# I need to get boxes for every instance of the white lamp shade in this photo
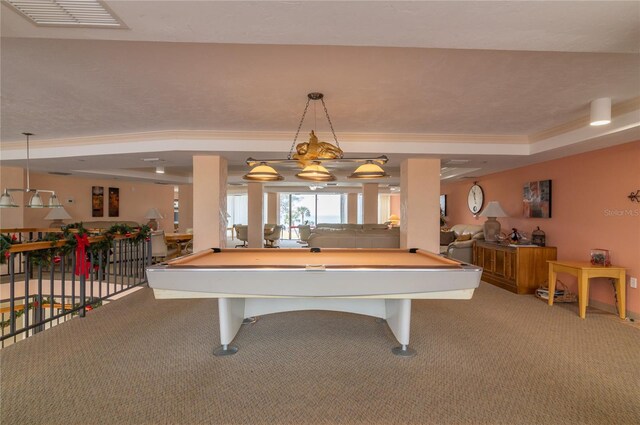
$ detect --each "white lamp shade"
[145,208,164,219]
[44,207,72,220]
[27,192,44,208]
[295,163,336,182]
[590,98,611,126]
[348,161,389,179]
[243,163,284,181]
[479,201,508,218]
[0,190,18,208]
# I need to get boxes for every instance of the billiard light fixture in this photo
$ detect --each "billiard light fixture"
[243,93,389,182]
[0,133,63,209]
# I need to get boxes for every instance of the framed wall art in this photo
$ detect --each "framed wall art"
[108,187,120,217]
[523,180,552,218]
[92,186,104,217]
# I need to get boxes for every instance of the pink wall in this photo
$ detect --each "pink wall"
[442,141,640,317]
[19,173,175,230]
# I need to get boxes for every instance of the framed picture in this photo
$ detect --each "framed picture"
[523,180,552,218]
[108,187,120,217]
[91,186,104,217]
[440,194,447,216]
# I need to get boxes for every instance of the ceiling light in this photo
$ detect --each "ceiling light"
[348,160,389,179]
[243,92,389,182]
[0,133,63,208]
[296,162,336,182]
[590,98,611,126]
[243,163,284,182]
[155,166,165,174]
[5,0,126,28]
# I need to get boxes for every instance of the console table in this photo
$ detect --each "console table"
[547,261,626,319]
[473,241,557,294]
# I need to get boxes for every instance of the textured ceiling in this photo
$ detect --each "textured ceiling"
[1,0,639,184]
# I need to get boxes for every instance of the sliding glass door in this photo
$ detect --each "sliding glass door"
[279,193,346,239]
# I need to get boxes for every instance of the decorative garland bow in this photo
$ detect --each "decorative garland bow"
[74,233,91,278]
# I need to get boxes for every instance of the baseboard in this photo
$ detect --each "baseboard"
[589,299,639,321]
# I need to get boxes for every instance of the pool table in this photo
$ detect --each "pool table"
[146,248,482,356]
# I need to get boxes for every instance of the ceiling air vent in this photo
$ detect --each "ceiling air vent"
[5,0,127,28]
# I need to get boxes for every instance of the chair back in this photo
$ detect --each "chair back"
[234,225,249,242]
[150,230,168,257]
[298,225,312,242]
[266,225,283,242]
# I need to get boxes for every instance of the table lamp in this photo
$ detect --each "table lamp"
[387,214,400,227]
[44,207,72,228]
[145,208,164,230]
[479,201,508,242]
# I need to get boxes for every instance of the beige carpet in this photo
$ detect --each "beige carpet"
[1,282,638,425]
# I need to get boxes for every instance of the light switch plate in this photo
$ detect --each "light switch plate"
[630,277,638,289]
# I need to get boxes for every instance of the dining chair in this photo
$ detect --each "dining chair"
[150,230,178,262]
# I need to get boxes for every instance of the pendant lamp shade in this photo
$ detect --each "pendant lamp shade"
[295,162,336,182]
[243,163,284,181]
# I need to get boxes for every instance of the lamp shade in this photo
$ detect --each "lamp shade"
[44,207,72,220]
[590,97,611,126]
[145,208,164,219]
[479,201,508,243]
[27,192,44,208]
[0,190,18,208]
[295,162,336,182]
[479,201,508,218]
[348,161,389,179]
[243,163,284,181]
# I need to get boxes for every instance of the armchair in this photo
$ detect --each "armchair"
[297,225,312,246]
[265,225,283,248]
[234,225,248,248]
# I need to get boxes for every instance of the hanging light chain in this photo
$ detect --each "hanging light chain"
[320,97,342,156]
[287,97,312,159]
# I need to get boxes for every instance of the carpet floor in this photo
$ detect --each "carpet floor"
[1,282,638,425]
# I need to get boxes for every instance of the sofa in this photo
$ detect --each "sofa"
[442,224,484,263]
[307,227,399,248]
[315,223,390,231]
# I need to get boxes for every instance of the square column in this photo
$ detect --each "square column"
[177,184,193,233]
[193,156,227,251]
[362,183,379,224]
[400,159,440,252]
[267,192,278,224]
[247,182,264,248]
[347,193,358,224]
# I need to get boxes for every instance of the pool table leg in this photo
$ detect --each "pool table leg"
[386,299,416,357]
[214,298,245,356]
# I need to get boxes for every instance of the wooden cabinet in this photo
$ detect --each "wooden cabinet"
[473,241,557,294]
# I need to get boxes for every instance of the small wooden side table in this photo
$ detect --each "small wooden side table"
[547,260,626,319]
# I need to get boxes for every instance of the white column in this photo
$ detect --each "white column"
[362,183,379,224]
[400,158,440,252]
[267,192,278,224]
[193,156,227,251]
[347,193,358,224]
[247,182,264,248]
[177,184,193,233]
